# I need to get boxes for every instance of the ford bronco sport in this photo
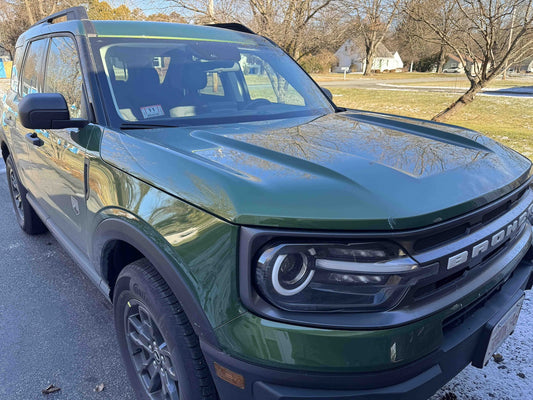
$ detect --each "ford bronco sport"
[1,6,532,400]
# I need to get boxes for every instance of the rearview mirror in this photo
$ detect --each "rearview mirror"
[19,93,89,129]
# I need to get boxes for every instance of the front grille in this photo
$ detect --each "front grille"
[413,223,470,252]
[399,184,533,308]
[413,269,466,300]
[412,185,528,253]
[442,282,500,332]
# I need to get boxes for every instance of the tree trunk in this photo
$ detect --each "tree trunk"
[437,46,446,73]
[207,0,215,22]
[24,0,35,25]
[432,82,483,122]
[364,54,374,75]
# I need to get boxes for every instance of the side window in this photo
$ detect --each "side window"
[10,47,23,93]
[44,36,85,119]
[21,39,48,96]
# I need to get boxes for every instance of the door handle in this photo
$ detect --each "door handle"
[4,114,14,126]
[25,132,44,147]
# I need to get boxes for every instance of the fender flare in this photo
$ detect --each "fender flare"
[93,217,219,347]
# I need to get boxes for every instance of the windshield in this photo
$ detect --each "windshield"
[91,34,334,127]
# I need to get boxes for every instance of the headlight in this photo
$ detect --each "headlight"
[255,242,438,312]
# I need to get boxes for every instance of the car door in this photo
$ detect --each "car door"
[4,38,49,192]
[26,35,93,253]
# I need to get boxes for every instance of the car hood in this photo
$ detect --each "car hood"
[101,111,531,230]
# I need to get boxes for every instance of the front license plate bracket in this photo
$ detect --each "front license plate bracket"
[472,294,525,368]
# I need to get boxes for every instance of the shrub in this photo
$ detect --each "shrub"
[299,51,338,74]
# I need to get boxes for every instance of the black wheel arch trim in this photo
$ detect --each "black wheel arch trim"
[1,133,10,162]
[93,217,220,347]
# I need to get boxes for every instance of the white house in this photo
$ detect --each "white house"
[442,54,465,73]
[334,39,403,73]
[517,57,533,73]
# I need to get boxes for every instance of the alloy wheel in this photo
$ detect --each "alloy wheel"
[9,168,24,220]
[124,300,180,400]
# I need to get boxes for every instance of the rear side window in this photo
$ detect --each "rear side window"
[21,38,48,96]
[10,47,23,93]
[44,36,85,119]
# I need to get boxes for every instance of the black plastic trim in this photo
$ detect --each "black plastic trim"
[31,6,88,28]
[92,217,219,347]
[206,23,255,34]
[206,260,532,399]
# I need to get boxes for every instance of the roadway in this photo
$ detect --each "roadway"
[0,165,134,399]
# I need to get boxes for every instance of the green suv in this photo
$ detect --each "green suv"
[2,7,532,400]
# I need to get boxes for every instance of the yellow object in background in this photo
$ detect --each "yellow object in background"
[0,61,12,78]
[5,61,12,78]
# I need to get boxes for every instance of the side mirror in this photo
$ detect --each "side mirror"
[19,93,89,129]
[321,87,333,101]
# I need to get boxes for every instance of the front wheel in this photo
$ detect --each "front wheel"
[113,259,218,400]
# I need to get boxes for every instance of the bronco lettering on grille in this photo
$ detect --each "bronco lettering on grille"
[447,205,533,270]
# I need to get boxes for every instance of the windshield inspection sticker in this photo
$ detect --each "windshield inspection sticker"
[140,105,164,119]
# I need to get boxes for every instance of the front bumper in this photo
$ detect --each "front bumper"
[203,258,533,400]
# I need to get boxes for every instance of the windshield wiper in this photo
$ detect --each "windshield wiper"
[120,122,179,130]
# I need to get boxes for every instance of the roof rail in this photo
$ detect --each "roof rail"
[31,6,88,27]
[206,23,255,35]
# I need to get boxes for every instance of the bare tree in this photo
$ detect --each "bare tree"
[408,0,455,72]
[394,7,437,71]
[0,1,26,57]
[169,0,338,60]
[347,0,401,75]
[395,0,456,73]
[405,0,533,121]
[0,1,186,55]
[168,0,242,23]
[248,0,335,59]
[0,0,83,55]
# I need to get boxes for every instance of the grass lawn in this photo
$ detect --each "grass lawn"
[311,72,454,81]
[389,79,532,89]
[326,87,533,160]
[312,72,533,89]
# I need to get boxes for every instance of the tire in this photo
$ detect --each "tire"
[5,155,47,235]
[113,258,218,400]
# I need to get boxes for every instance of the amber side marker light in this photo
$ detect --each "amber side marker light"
[214,362,245,389]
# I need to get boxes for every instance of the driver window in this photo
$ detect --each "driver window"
[44,36,85,119]
[21,39,48,96]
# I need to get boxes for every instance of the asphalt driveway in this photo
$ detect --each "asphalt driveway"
[0,169,135,399]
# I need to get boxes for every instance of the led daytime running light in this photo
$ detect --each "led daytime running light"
[315,257,418,274]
